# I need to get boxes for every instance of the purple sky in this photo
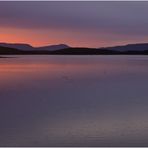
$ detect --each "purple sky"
[0,1,148,47]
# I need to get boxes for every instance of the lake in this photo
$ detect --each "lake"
[0,55,148,146]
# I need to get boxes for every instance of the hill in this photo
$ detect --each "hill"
[103,43,148,51]
[1,42,148,55]
[0,43,69,51]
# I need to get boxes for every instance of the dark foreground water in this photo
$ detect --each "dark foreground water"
[0,55,148,146]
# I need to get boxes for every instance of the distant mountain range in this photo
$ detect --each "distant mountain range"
[0,43,69,51]
[0,42,148,55]
[104,43,148,51]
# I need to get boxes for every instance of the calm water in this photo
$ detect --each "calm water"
[0,55,148,146]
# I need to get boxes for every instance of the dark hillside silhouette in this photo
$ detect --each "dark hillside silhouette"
[1,43,148,55]
[50,48,121,55]
[0,43,69,51]
[104,43,148,51]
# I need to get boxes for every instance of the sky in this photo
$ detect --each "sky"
[0,1,148,48]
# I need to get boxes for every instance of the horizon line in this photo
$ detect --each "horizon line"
[1,41,148,49]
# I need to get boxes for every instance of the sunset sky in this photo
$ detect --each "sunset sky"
[0,1,148,48]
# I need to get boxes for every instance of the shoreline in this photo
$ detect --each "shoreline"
[0,56,11,58]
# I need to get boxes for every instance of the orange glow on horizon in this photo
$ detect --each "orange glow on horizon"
[1,27,148,48]
[0,28,61,47]
[0,27,111,48]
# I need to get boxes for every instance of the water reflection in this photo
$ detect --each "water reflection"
[0,55,148,146]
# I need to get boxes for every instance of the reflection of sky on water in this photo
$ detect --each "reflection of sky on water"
[0,55,148,146]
